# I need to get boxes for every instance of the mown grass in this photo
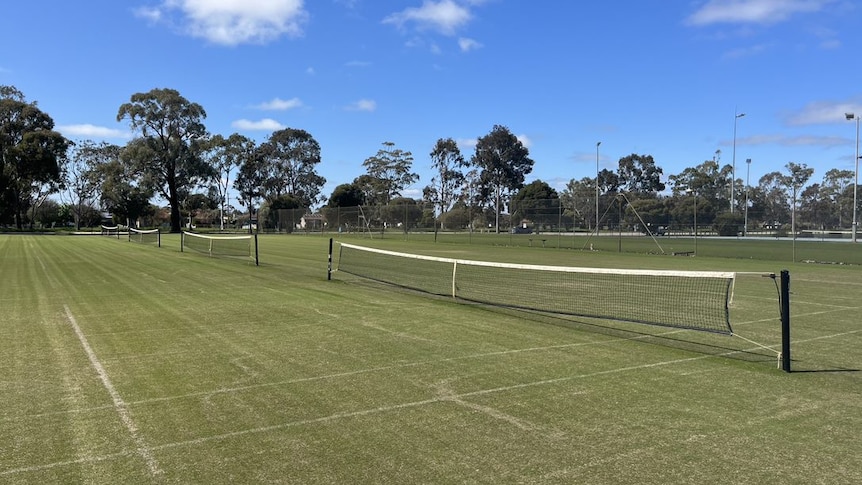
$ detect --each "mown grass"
[0,233,860,484]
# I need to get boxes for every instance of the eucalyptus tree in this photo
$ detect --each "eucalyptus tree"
[362,141,417,205]
[203,133,254,229]
[616,153,665,195]
[424,138,467,228]
[0,85,70,228]
[257,128,325,208]
[90,146,155,226]
[510,179,559,228]
[784,162,814,234]
[63,140,115,229]
[471,125,533,232]
[117,88,211,232]
[560,177,596,229]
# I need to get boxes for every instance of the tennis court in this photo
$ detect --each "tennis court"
[1,233,860,483]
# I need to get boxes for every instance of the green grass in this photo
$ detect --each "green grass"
[1,233,861,483]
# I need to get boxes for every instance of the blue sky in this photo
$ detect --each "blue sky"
[2,0,860,207]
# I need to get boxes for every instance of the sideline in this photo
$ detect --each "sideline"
[62,305,163,478]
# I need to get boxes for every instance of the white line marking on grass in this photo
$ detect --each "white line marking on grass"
[63,305,163,478]
[0,450,135,478]
[145,353,725,453]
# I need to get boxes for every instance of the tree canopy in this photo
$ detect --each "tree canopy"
[0,85,70,228]
[471,125,533,232]
[362,141,417,205]
[117,88,210,233]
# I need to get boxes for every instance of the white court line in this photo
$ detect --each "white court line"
[62,305,163,478]
[6,327,858,477]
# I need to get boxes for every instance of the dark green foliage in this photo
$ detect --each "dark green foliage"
[117,88,210,233]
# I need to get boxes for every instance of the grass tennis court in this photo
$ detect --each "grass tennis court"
[1,233,861,483]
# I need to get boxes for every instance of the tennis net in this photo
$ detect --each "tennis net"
[100,224,120,239]
[335,242,735,334]
[129,228,160,246]
[181,231,259,265]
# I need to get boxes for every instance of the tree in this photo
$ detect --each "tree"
[471,125,533,233]
[362,141,417,205]
[62,140,111,230]
[424,138,467,228]
[755,171,791,228]
[510,180,559,228]
[327,183,364,207]
[617,153,665,194]
[202,133,253,230]
[0,85,70,228]
[560,177,596,229]
[820,169,854,228]
[117,88,210,233]
[784,162,814,236]
[91,146,154,226]
[233,141,264,232]
[257,128,325,208]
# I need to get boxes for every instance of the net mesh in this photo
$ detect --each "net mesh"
[100,225,119,236]
[337,242,735,334]
[182,232,254,259]
[129,228,159,244]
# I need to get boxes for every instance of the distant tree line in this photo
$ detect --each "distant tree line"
[1,85,856,235]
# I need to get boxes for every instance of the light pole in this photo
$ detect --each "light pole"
[687,189,698,255]
[744,158,751,236]
[846,113,859,243]
[596,141,601,234]
[731,111,745,213]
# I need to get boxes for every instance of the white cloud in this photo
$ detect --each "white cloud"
[738,134,847,147]
[345,60,371,68]
[686,0,834,26]
[136,0,308,46]
[456,137,478,151]
[344,99,377,112]
[721,42,772,59]
[231,118,285,130]
[516,134,532,148]
[458,37,482,52]
[383,0,472,36]
[305,66,315,75]
[57,124,130,139]
[784,100,862,125]
[254,97,303,110]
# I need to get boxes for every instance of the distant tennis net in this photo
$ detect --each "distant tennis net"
[335,242,735,334]
[100,224,120,239]
[129,228,160,246]
[181,231,259,265]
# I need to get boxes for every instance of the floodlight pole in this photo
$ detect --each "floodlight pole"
[847,113,859,243]
[688,189,697,255]
[744,158,751,237]
[596,141,601,234]
[731,111,745,213]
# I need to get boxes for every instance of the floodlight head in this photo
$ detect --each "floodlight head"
[737,113,746,118]
[847,112,856,121]
[597,141,601,147]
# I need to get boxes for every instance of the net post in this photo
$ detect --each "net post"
[328,238,333,280]
[157,229,161,248]
[180,231,184,252]
[254,233,259,266]
[780,269,791,373]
